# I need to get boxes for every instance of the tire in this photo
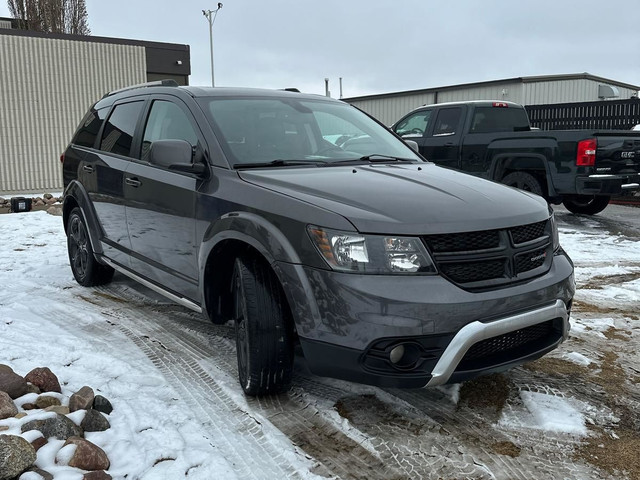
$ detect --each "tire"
[67,207,114,286]
[233,255,294,396]
[501,172,544,197]
[562,195,610,215]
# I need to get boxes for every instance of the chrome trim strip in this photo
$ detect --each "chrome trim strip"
[621,183,640,190]
[426,299,568,387]
[100,257,203,313]
[588,174,616,178]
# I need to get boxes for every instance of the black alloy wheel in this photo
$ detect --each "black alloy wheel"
[67,207,114,286]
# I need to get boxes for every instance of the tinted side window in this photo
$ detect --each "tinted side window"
[141,100,198,162]
[470,107,531,133]
[394,111,432,137]
[73,107,108,148]
[99,101,144,157]
[433,108,462,136]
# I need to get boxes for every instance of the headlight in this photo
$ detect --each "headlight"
[549,208,560,251]
[308,226,437,274]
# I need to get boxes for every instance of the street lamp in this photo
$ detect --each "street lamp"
[202,3,223,87]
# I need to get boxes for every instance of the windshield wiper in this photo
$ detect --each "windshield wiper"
[330,154,416,165]
[233,159,327,169]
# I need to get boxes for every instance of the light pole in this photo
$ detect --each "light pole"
[202,3,223,87]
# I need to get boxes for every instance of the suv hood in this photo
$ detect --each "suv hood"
[239,163,549,234]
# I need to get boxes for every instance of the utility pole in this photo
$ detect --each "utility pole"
[202,3,223,87]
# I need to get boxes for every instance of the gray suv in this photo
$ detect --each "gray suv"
[62,81,575,396]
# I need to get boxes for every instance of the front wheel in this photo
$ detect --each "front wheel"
[233,256,294,396]
[67,208,114,286]
[562,195,610,215]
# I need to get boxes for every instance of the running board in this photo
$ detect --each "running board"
[100,257,203,314]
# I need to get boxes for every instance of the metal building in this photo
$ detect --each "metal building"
[344,73,640,126]
[0,21,191,194]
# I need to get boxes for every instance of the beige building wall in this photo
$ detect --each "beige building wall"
[0,34,146,194]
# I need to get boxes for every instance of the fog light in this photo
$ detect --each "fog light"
[389,345,405,364]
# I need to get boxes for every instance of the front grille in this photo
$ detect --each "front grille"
[426,230,500,253]
[423,220,551,289]
[515,247,547,274]
[456,320,559,371]
[439,259,505,283]
[511,221,546,244]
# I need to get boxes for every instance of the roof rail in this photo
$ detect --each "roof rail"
[103,79,179,98]
[281,88,300,93]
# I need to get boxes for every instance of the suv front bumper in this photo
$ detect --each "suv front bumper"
[275,251,574,388]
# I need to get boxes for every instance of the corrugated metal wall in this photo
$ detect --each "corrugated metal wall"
[522,79,636,105]
[0,34,146,194]
[436,82,523,105]
[352,92,435,126]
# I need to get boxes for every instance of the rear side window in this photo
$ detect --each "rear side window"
[73,107,107,148]
[99,101,144,157]
[470,107,531,133]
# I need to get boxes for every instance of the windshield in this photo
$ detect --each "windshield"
[199,96,422,167]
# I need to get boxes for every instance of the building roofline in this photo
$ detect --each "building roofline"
[0,25,188,51]
[344,73,640,102]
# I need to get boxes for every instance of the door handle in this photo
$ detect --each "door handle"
[82,165,94,173]
[125,177,141,188]
[444,142,454,146]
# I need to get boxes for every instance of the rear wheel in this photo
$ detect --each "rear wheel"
[67,207,114,286]
[501,172,544,197]
[233,255,294,396]
[562,195,610,215]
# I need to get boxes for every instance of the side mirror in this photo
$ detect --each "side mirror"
[149,139,208,176]
[405,140,419,152]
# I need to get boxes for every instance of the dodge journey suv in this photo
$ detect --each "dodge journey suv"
[62,81,575,395]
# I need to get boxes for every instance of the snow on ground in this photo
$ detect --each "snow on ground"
[1,210,640,479]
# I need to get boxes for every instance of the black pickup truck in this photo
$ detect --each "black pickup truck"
[392,100,640,214]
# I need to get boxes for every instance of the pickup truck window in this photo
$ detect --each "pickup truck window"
[394,110,432,137]
[433,108,462,136]
[470,107,530,133]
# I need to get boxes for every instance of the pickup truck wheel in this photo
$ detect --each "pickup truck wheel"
[233,256,294,396]
[501,172,544,196]
[67,208,114,286]
[562,195,610,215]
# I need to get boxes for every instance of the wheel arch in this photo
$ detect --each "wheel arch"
[490,153,558,199]
[63,181,104,255]
[199,213,300,325]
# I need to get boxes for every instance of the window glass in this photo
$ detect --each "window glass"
[433,108,462,136]
[141,101,198,162]
[201,98,421,166]
[394,111,432,137]
[470,107,531,133]
[99,101,144,156]
[73,107,108,148]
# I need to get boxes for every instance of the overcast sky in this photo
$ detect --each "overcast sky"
[1,0,639,98]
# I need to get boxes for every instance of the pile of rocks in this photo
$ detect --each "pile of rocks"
[0,365,114,480]
[0,194,63,214]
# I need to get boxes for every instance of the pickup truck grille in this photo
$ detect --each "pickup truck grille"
[423,220,552,290]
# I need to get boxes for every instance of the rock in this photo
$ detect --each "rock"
[47,205,63,216]
[0,369,28,399]
[63,437,110,471]
[69,386,94,412]
[24,367,61,394]
[35,395,61,409]
[26,383,42,395]
[92,395,113,415]
[25,467,54,480]
[31,436,48,452]
[21,413,83,440]
[81,409,110,432]
[43,193,53,200]
[83,471,112,480]
[44,405,70,415]
[0,434,37,480]
[0,365,13,374]
[0,391,18,420]
[35,199,45,206]
[22,403,37,410]
[15,412,27,419]
[0,426,8,432]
